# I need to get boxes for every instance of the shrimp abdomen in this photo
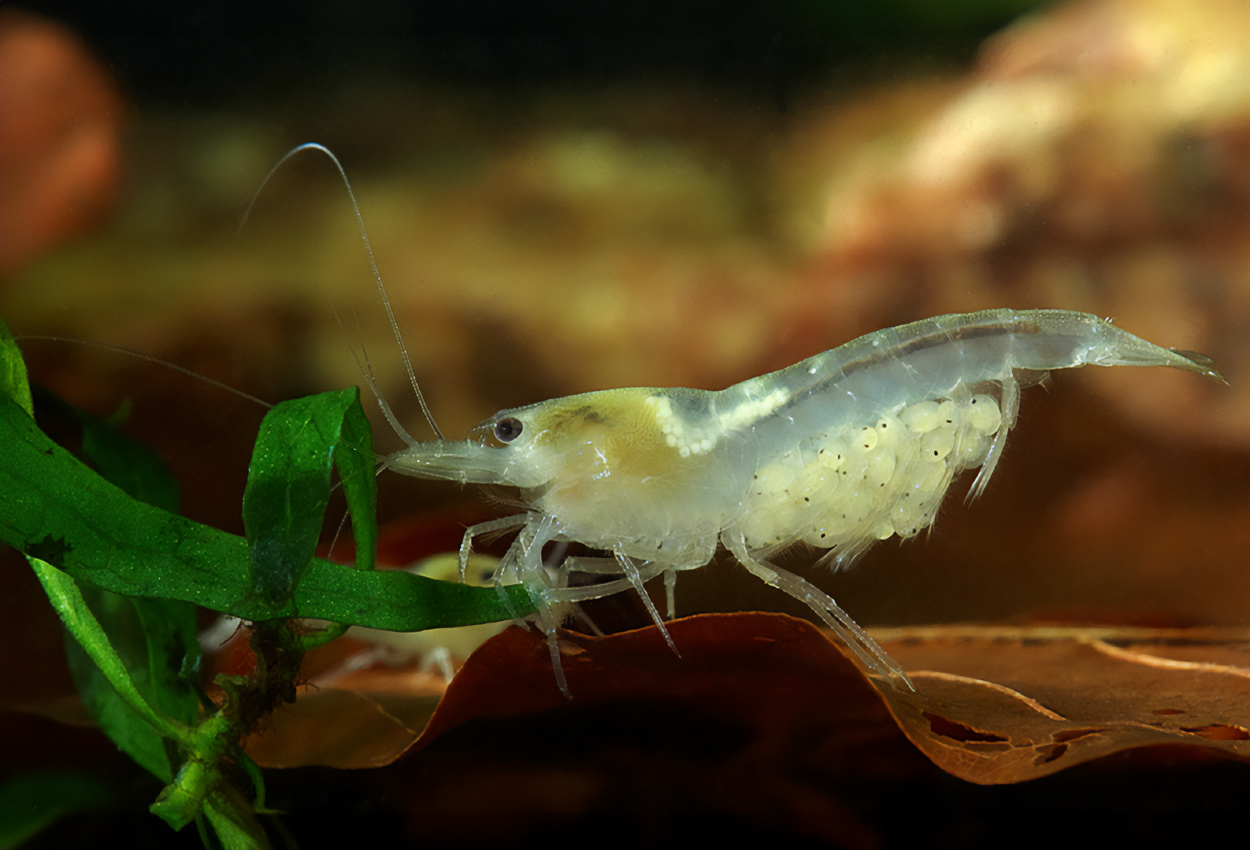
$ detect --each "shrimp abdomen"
[729,308,1224,559]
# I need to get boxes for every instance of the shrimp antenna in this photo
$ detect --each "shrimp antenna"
[240,141,445,442]
[16,336,274,411]
[334,303,424,450]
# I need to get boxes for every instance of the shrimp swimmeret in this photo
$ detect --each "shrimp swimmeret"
[381,308,1224,695]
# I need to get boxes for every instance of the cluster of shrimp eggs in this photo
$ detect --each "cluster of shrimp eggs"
[739,394,1002,549]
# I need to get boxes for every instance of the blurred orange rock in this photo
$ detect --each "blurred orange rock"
[807,0,1250,260]
[785,0,1250,448]
[0,9,124,280]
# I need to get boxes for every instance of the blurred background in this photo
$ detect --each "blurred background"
[4,0,1245,630]
[2,0,1248,844]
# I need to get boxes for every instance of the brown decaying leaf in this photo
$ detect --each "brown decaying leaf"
[243,612,1250,784]
[873,624,1250,783]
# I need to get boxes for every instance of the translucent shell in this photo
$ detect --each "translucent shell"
[741,393,1005,552]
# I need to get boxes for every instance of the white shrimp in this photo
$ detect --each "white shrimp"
[256,146,1224,696]
[383,308,1224,695]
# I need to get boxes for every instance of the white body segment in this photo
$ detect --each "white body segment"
[386,308,1223,695]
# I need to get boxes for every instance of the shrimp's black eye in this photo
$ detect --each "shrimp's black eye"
[493,417,524,443]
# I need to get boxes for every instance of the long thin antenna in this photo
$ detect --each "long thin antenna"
[17,336,273,410]
[240,142,445,441]
[335,306,421,449]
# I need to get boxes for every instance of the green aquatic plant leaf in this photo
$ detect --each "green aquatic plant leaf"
[56,586,179,780]
[2,317,527,848]
[6,318,231,841]
[334,388,379,574]
[243,388,376,609]
[59,584,203,780]
[0,364,531,630]
[201,787,275,850]
[0,315,33,418]
[30,558,193,751]
[26,383,205,782]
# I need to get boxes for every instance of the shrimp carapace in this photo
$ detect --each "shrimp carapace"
[385,308,1224,695]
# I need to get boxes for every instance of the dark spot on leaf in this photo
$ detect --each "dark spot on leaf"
[1053,727,1108,742]
[923,712,1008,743]
[1183,724,1250,741]
[27,534,73,568]
[1035,743,1068,764]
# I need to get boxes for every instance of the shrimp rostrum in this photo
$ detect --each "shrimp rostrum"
[385,308,1224,695]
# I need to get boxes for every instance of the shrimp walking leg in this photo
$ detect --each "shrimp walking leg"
[547,556,693,618]
[726,536,915,691]
[614,553,679,655]
[544,557,673,636]
[459,514,528,583]
[499,513,572,694]
[552,556,667,601]
[556,555,628,575]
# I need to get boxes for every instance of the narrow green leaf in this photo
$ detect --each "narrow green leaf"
[62,586,177,781]
[234,753,269,815]
[335,391,378,573]
[28,385,203,751]
[202,787,274,850]
[129,597,202,726]
[243,388,374,609]
[0,315,33,418]
[2,375,533,627]
[29,558,191,746]
[64,589,202,767]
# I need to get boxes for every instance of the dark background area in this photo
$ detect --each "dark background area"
[15,0,1039,107]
